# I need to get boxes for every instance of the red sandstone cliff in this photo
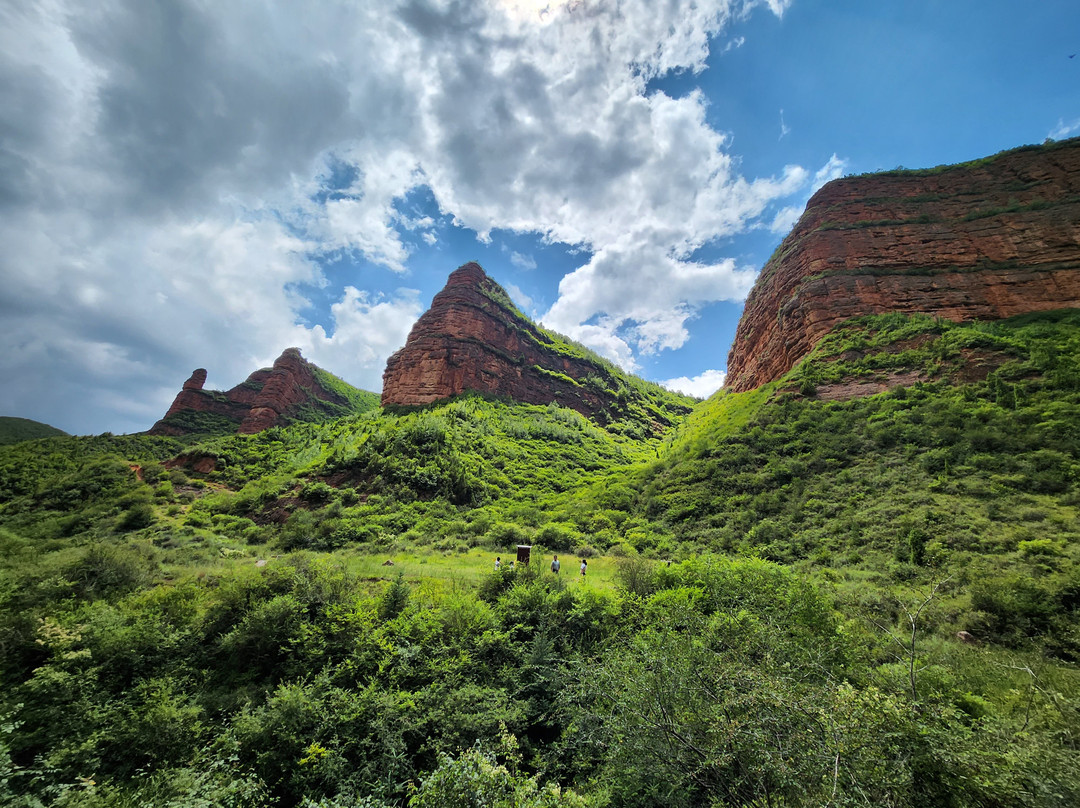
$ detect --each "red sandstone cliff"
[726,138,1080,393]
[381,263,692,428]
[149,348,376,436]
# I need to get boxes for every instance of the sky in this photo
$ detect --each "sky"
[1,0,1077,435]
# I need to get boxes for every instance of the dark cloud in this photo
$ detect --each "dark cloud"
[397,0,485,39]
[71,0,353,212]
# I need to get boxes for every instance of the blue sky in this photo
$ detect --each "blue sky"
[1,0,1077,434]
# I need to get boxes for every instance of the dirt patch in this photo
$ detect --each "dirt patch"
[811,370,927,401]
[253,495,303,525]
[952,348,1009,383]
[323,469,366,488]
[165,453,219,474]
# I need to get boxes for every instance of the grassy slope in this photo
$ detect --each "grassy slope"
[641,310,1080,650]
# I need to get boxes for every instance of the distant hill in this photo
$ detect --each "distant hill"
[148,347,380,437]
[0,416,68,444]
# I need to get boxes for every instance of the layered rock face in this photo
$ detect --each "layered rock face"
[150,348,371,436]
[726,139,1080,392]
[382,263,655,423]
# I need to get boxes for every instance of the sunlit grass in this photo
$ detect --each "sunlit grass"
[339,546,620,591]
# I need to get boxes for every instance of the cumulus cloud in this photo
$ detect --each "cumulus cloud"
[0,0,814,432]
[811,153,847,191]
[662,369,727,399]
[1049,117,1080,141]
[304,287,424,389]
[767,153,847,235]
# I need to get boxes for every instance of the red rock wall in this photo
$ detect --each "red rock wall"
[238,348,342,434]
[149,348,353,435]
[381,263,618,419]
[726,139,1080,392]
[151,388,252,436]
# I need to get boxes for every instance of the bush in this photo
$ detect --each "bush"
[970,574,1057,640]
[615,556,658,597]
[379,572,410,620]
[66,544,152,599]
[1018,538,1064,558]
[534,523,576,551]
[488,522,529,547]
[410,748,582,808]
[119,502,156,531]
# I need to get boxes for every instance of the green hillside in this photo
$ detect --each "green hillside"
[0,416,68,445]
[2,312,1080,806]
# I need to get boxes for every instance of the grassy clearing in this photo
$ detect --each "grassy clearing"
[341,547,620,591]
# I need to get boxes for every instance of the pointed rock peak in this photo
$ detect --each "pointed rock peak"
[446,261,488,287]
[182,369,207,391]
[381,262,694,432]
[438,262,513,304]
[272,347,306,369]
[149,348,378,437]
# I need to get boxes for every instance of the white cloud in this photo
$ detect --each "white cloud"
[504,283,534,311]
[753,0,794,18]
[770,205,802,233]
[509,251,537,270]
[811,153,847,191]
[662,368,727,398]
[1049,117,1080,140]
[0,0,809,432]
[542,244,759,369]
[303,287,424,391]
[721,35,746,54]
[766,153,847,235]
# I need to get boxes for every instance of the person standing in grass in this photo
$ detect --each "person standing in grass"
[494,557,501,570]
[551,554,560,574]
[580,558,587,577]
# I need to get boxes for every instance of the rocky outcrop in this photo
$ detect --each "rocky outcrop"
[382,263,692,428]
[149,348,376,436]
[726,138,1080,392]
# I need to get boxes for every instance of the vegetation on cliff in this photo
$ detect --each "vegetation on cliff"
[2,311,1080,806]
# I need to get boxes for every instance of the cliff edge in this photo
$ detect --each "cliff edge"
[726,138,1080,392]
